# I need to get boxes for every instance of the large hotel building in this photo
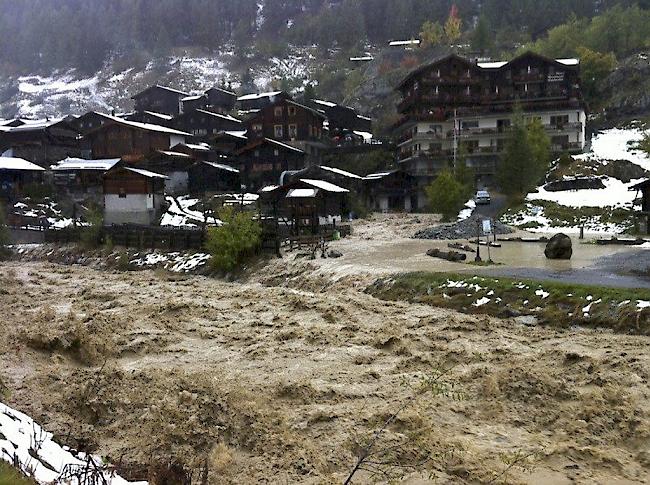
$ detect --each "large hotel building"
[394,52,586,210]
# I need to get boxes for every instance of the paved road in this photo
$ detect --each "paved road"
[473,191,508,220]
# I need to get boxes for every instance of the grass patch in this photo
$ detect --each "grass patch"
[0,462,36,485]
[367,272,650,334]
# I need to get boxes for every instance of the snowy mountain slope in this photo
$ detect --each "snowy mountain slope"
[0,47,324,119]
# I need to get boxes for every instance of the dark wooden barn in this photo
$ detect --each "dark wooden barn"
[235,138,306,190]
[0,157,45,202]
[236,91,291,111]
[0,118,81,167]
[205,87,237,112]
[170,109,243,141]
[132,85,190,116]
[103,166,167,226]
[188,161,240,195]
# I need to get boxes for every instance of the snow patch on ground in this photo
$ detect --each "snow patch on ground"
[0,401,146,484]
[458,199,476,221]
[527,176,642,208]
[160,196,222,228]
[129,251,211,272]
[576,127,650,171]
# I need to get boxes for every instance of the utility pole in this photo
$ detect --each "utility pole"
[453,108,458,169]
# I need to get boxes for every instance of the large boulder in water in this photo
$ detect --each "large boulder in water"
[545,233,573,260]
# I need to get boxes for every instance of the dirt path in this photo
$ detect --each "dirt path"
[0,260,649,484]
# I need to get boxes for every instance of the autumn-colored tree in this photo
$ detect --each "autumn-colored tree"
[420,20,444,49]
[444,4,462,44]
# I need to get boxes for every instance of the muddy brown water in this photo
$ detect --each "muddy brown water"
[1,260,649,484]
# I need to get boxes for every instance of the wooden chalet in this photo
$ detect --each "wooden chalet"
[259,179,350,236]
[312,99,373,133]
[125,111,174,127]
[0,157,45,201]
[70,112,114,135]
[188,161,240,195]
[103,166,167,226]
[245,98,327,162]
[83,115,191,161]
[210,131,248,155]
[132,85,190,116]
[0,118,81,167]
[205,87,237,112]
[170,109,243,141]
[50,157,121,202]
[170,142,213,161]
[181,95,209,114]
[364,170,416,212]
[235,138,306,190]
[236,91,291,111]
[137,150,197,195]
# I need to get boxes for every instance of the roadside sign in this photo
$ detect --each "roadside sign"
[482,219,492,234]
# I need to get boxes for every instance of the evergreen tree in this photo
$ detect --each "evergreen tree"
[425,168,467,222]
[471,15,493,53]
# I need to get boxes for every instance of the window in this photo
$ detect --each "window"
[288,124,298,139]
[274,106,283,118]
[461,120,479,130]
[254,150,260,157]
[274,149,279,156]
[252,124,262,132]
[274,125,284,138]
[288,106,296,117]
[550,115,569,128]
[119,188,126,199]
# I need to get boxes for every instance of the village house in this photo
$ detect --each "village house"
[245,98,327,162]
[236,91,291,111]
[170,142,213,161]
[0,118,81,167]
[103,165,167,226]
[364,170,415,212]
[394,51,586,210]
[83,115,191,161]
[50,157,121,202]
[188,161,240,195]
[259,178,350,236]
[205,87,237,113]
[70,112,114,136]
[132,85,190,116]
[0,156,45,201]
[125,111,174,127]
[285,165,364,192]
[136,150,197,195]
[181,94,209,114]
[211,131,248,155]
[170,109,243,141]
[235,138,306,190]
[311,99,372,135]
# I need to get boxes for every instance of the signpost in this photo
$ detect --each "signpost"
[482,219,493,263]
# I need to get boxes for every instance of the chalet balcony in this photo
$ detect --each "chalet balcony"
[513,72,545,83]
[552,142,583,152]
[397,131,445,146]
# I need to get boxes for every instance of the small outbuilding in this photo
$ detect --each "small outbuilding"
[0,157,45,201]
[51,157,121,202]
[103,166,167,226]
[188,161,240,195]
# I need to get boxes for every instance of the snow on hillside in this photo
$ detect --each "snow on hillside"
[576,126,650,170]
[1,47,318,119]
[0,401,146,484]
[501,127,649,235]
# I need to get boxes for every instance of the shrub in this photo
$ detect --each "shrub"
[80,206,103,248]
[21,182,53,201]
[205,207,262,272]
[425,169,466,222]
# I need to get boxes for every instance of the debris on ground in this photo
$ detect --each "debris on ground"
[414,214,514,240]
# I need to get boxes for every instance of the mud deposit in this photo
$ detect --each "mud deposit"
[0,261,649,484]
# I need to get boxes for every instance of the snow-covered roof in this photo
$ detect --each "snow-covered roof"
[51,157,120,171]
[364,171,394,180]
[476,61,508,69]
[350,56,374,62]
[389,39,421,46]
[221,130,248,139]
[183,143,211,151]
[202,161,239,173]
[260,185,279,192]
[132,85,189,99]
[0,156,45,171]
[265,138,305,153]
[5,118,68,132]
[287,188,318,198]
[143,111,174,121]
[312,99,337,108]
[181,95,205,101]
[99,114,191,136]
[157,150,193,158]
[556,58,579,66]
[301,179,349,193]
[124,167,168,179]
[353,131,373,142]
[237,91,283,101]
[357,115,372,121]
[195,109,242,124]
[319,165,363,179]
